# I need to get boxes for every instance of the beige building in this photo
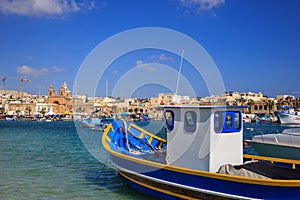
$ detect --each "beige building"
[47,82,72,115]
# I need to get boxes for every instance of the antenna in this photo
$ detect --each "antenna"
[175,49,184,95]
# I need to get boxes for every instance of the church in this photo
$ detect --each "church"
[47,82,72,115]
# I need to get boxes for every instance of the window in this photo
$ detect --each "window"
[164,110,174,131]
[234,112,241,130]
[226,114,232,129]
[214,112,223,131]
[214,111,241,133]
[184,111,197,133]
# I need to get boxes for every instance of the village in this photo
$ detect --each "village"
[0,81,299,122]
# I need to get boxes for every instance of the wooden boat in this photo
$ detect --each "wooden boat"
[102,106,300,199]
[245,128,300,160]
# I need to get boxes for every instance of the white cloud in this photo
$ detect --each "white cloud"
[17,65,49,77]
[135,60,156,71]
[150,54,173,62]
[159,54,173,62]
[16,65,63,77]
[0,0,97,17]
[178,0,225,15]
[136,60,145,66]
[52,66,63,72]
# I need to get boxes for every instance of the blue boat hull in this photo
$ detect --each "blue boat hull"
[102,120,300,199]
[109,153,300,200]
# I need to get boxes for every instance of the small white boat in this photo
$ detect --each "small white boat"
[275,106,300,124]
[242,113,252,123]
[245,128,300,160]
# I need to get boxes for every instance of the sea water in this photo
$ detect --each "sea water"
[0,120,296,200]
[0,121,155,200]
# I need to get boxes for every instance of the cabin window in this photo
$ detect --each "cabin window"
[214,112,223,131]
[226,114,232,129]
[164,110,174,131]
[184,111,197,133]
[214,111,241,133]
[234,112,241,130]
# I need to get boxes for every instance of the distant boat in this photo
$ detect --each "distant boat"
[254,113,272,124]
[45,119,52,123]
[242,113,252,123]
[102,105,300,199]
[245,128,300,160]
[93,117,116,131]
[5,116,15,121]
[80,118,98,128]
[275,106,300,124]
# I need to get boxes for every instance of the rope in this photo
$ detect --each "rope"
[121,118,133,153]
[120,118,156,154]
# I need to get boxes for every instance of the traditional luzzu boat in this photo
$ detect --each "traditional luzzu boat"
[102,105,300,199]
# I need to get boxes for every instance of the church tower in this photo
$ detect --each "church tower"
[48,84,55,97]
[59,82,71,98]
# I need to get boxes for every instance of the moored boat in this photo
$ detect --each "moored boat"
[93,117,116,131]
[275,106,300,125]
[245,128,300,160]
[242,113,252,123]
[102,105,300,199]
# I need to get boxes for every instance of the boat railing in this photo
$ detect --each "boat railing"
[128,123,167,149]
[103,121,167,151]
[244,154,300,169]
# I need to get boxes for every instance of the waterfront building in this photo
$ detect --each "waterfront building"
[47,82,72,115]
[6,100,35,116]
[72,95,94,116]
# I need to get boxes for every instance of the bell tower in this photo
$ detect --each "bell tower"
[48,84,55,97]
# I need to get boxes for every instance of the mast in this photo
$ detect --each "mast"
[175,49,184,96]
[106,80,108,97]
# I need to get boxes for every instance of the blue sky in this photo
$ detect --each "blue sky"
[0,0,300,98]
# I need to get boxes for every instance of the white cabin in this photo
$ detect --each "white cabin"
[164,106,244,172]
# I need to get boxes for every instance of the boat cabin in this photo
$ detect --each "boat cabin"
[164,106,244,172]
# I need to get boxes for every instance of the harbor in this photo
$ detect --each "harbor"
[0,120,153,200]
[0,119,166,200]
[1,1,300,199]
[0,118,298,199]
[1,87,300,124]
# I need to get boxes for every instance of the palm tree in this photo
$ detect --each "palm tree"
[25,106,32,115]
[267,100,275,115]
[247,99,255,114]
[40,108,46,115]
[16,110,20,116]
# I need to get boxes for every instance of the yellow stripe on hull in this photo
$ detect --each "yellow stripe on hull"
[102,122,300,187]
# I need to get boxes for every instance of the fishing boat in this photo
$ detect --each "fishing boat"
[93,117,116,131]
[102,105,300,199]
[80,117,99,128]
[245,128,300,160]
[275,106,300,124]
[242,113,252,123]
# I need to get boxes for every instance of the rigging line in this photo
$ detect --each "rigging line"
[175,49,184,96]
[121,118,132,153]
